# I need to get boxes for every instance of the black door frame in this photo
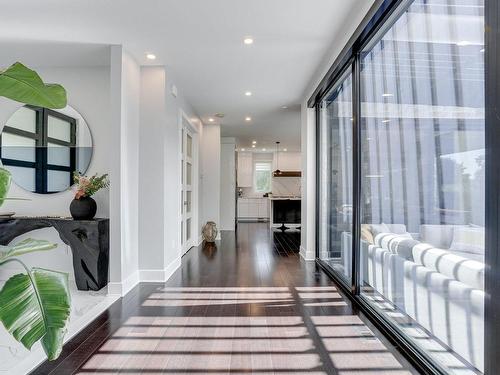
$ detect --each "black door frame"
[311,0,496,373]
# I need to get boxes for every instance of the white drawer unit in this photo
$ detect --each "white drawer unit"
[237,198,269,220]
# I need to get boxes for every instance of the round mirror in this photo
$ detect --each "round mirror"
[0,105,93,194]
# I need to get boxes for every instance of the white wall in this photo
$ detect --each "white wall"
[0,64,111,281]
[300,0,374,260]
[220,137,236,231]
[0,43,232,295]
[0,67,111,217]
[201,124,221,230]
[300,106,316,260]
[138,67,167,277]
[108,45,141,294]
[138,66,203,282]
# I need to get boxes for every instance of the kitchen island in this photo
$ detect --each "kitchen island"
[269,196,301,231]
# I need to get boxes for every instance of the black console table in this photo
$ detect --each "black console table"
[0,217,109,291]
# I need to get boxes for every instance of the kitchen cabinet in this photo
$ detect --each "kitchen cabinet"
[237,198,269,220]
[237,152,253,187]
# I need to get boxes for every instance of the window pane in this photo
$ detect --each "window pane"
[47,142,71,167]
[254,162,271,192]
[47,170,71,192]
[48,115,71,142]
[1,133,36,162]
[6,106,36,133]
[359,1,484,373]
[8,166,36,192]
[318,70,353,283]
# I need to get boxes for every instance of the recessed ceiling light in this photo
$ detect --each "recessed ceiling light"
[146,53,156,60]
[208,118,214,122]
[241,148,245,151]
[382,93,393,97]
[283,148,287,152]
[281,105,288,109]
[245,116,252,121]
[262,148,266,151]
[456,40,471,47]
[252,140,257,144]
[245,91,252,96]
[243,37,254,45]
[252,145,256,148]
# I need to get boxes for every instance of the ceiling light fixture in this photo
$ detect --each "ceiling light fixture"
[241,148,245,151]
[243,37,254,45]
[281,105,288,109]
[252,140,257,144]
[245,91,252,96]
[252,145,256,148]
[146,53,156,60]
[283,148,287,152]
[208,118,214,122]
[245,116,252,121]
[262,148,266,151]
[273,141,281,176]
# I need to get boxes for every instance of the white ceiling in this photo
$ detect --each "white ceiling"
[0,0,373,152]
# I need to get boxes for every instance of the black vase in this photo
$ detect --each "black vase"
[70,196,97,220]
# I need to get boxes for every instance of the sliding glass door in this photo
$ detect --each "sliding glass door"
[315,0,486,373]
[318,70,353,284]
[359,1,484,373]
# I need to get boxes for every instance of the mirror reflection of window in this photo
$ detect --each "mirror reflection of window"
[0,105,93,194]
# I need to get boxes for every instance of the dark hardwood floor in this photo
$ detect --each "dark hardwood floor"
[33,223,418,374]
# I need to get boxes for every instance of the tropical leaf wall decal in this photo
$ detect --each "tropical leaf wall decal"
[0,62,67,109]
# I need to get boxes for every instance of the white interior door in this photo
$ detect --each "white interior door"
[181,125,194,254]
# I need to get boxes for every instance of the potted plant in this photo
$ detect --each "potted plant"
[70,173,109,220]
[0,62,71,361]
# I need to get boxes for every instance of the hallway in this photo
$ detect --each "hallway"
[34,223,418,374]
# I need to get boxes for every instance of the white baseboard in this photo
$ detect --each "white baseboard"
[139,269,168,282]
[300,245,315,261]
[107,270,139,296]
[164,256,181,280]
[138,256,181,283]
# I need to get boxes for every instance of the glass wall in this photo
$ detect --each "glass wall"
[318,70,353,283]
[316,0,485,373]
[359,0,484,373]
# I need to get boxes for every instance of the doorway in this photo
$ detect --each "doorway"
[180,112,198,255]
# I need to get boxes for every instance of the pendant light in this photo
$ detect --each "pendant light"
[273,141,282,176]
